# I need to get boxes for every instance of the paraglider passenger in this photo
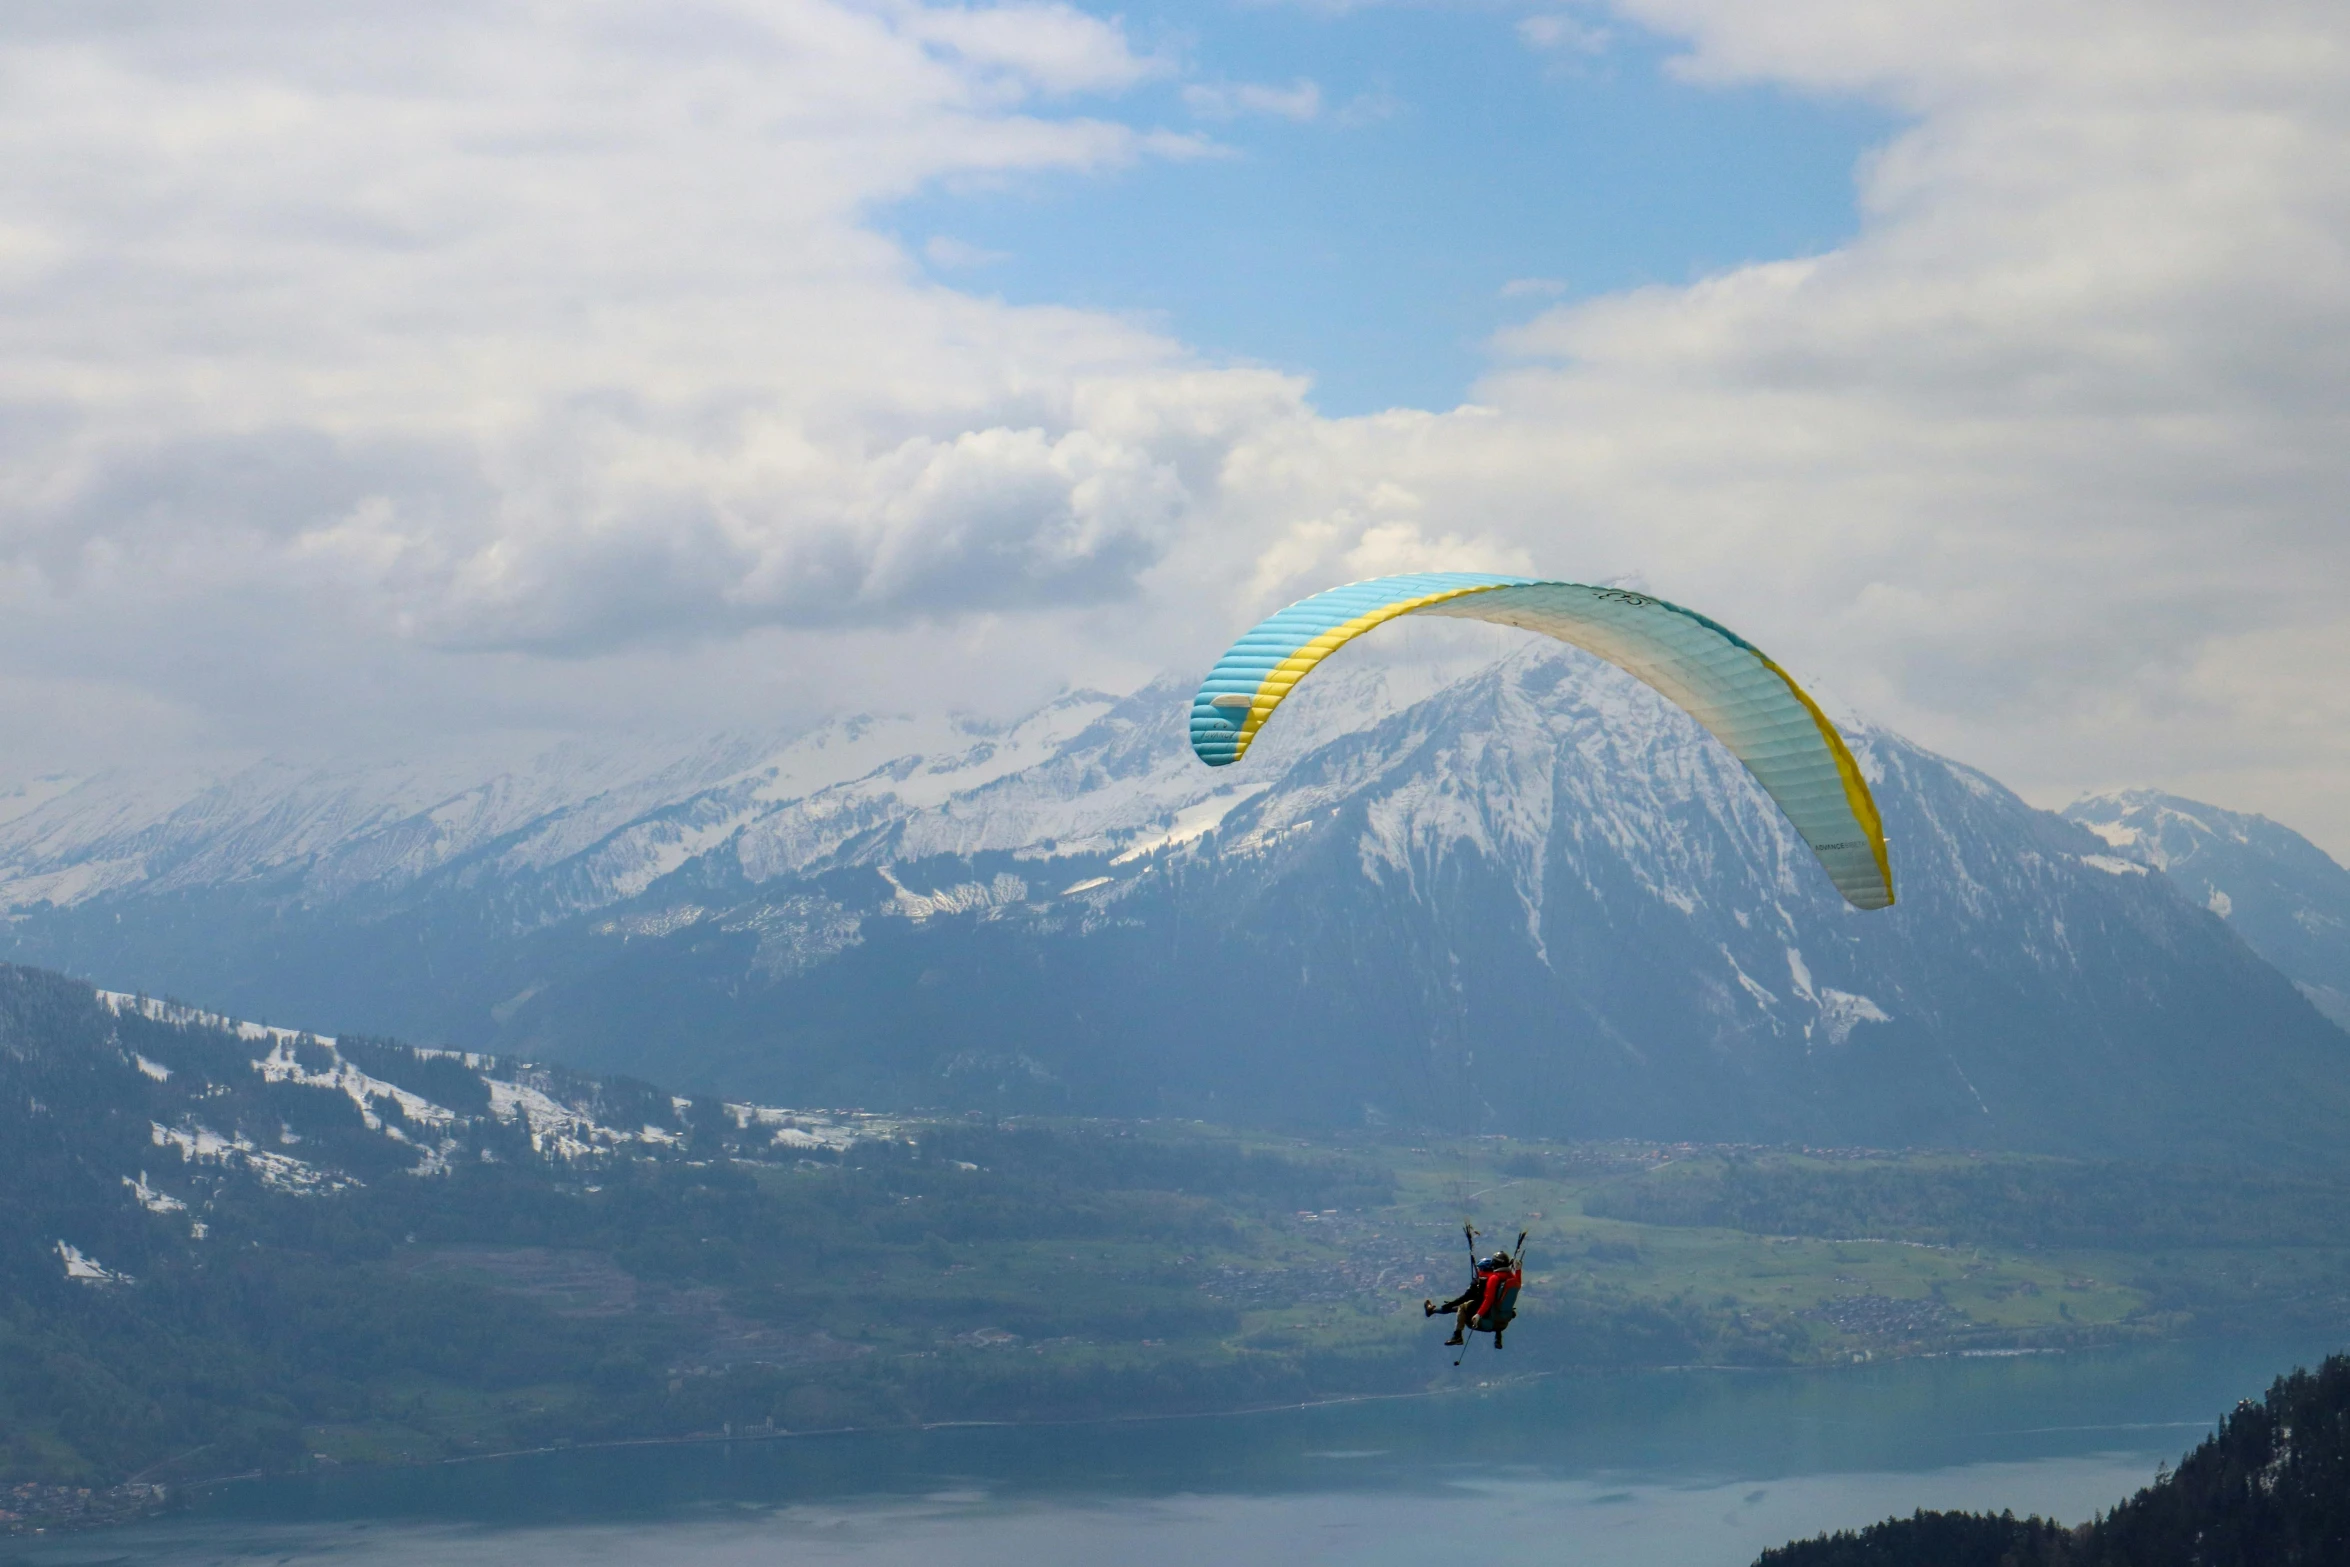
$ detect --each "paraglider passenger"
[1426,1252,1521,1347]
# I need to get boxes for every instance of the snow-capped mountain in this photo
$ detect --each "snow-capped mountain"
[3,648,2344,1162]
[2066,790,2350,1031]
[0,959,905,1282]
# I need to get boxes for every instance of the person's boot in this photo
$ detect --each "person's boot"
[1443,1330,1465,1346]
[1423,1300,1437,1318]
[1492,1329,1505,1349]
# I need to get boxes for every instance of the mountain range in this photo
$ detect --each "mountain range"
[3,646,2345,1163]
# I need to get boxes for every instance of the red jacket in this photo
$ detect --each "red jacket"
[1478,1266,1522,1317]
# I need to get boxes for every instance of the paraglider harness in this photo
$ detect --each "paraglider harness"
[1432,1224,1527,1366]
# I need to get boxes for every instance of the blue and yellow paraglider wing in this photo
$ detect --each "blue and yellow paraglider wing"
[1187,572,1893,911]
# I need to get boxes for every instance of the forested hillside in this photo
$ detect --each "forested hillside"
[0,962,1411,1514]
[1755,1353,2350,1566]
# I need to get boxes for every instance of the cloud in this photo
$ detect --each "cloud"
[1182,79,1325,123]
[0,4,1213,636]
[1518,14,1612,54]
[924,235,1011,267]
[1499,277,1570,298]
[3,0,2350,861]
[895,1,1165,96]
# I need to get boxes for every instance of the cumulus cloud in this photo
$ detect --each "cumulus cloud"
[1181,78,1325,123]
[0,3,1223,656]
[1518,15,1613,55]
[924,235,1011,267]
[895,0,1164,96]
[1,0,2348,857]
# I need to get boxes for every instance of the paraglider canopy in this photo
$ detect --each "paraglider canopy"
[1187,572,1894,911]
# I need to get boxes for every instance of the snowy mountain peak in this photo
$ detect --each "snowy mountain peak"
[2065,789,2350,1029]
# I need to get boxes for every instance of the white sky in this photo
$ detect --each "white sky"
[2,0,2346,855]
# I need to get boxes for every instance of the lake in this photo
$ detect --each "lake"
[12,1338,2333,1566]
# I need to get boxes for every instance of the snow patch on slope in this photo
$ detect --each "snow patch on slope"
[1111,790,1265,864]
[152,1120,352,1193]
[124,1172,186,1213]
[879,867,1028,920]
[57,1241,131,1286]
[252,1036,458,1130]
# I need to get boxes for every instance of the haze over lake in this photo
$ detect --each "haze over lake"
[19,1339,2324,1567]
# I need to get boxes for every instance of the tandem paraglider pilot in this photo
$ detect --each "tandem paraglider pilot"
[1426,1249,1522,1349]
